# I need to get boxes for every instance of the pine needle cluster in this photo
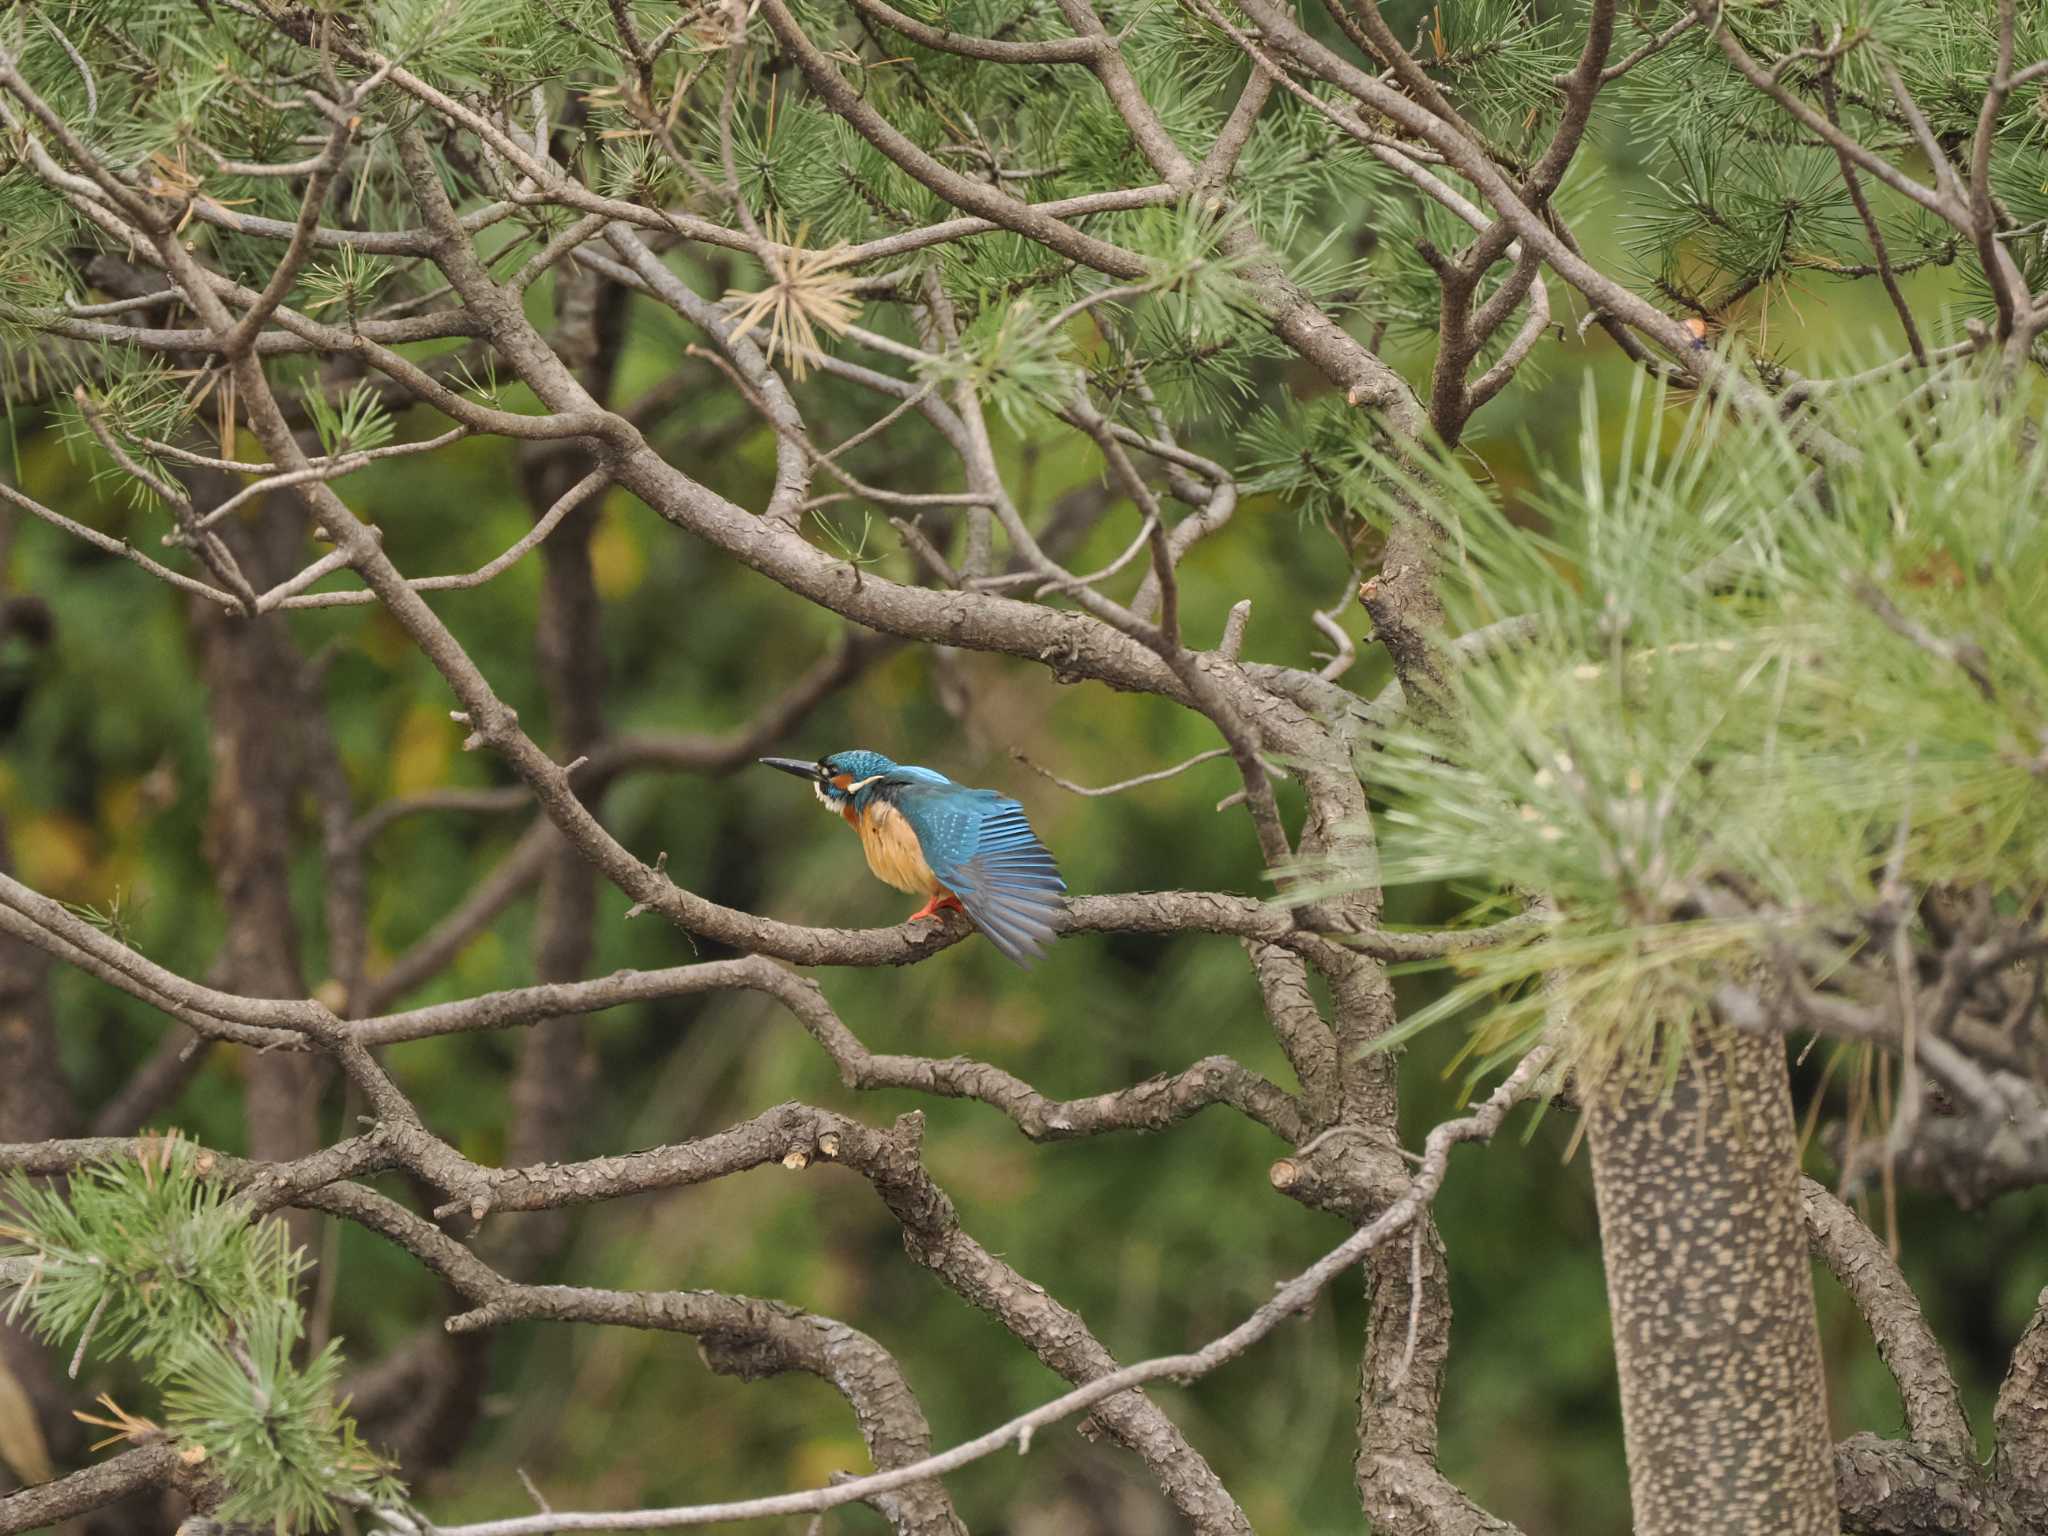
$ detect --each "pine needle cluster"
[1,1137,407,1531]
[1309,360,2047,1083]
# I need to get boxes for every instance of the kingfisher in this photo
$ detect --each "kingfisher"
[758,750,1067,967]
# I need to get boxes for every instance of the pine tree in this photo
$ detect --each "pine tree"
[0,3,2040,1534]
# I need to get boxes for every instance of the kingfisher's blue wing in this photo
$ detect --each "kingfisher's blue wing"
[893,784,1067,967]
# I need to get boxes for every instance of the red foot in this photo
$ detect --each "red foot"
[907,892,965,922]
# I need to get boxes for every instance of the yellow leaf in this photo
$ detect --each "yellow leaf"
[589,503,645,599]
[390,703,454,797]
[0,1357,54,1486]
[13,813,95,899]
[788,1435,870,1491]
[98,776,144,834]
[358,608,414,670]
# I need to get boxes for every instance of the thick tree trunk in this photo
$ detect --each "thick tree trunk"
[500,431,605,1221]
[0,816,83,1501]
[498,264,621,1267]
[1585,1021,1835,1536]
[193,501,325,1257]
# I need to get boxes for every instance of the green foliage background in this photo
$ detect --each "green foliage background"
[1,1,2045,1532]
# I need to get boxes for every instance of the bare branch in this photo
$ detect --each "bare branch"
[399,1050,1548,1534]
[757,0,1149,279]
[1816,45,1928,367]
[1013,746,1231,797]
[848,0,1105,63]
[0,1441,180,1531]
[1801,1179,1971,1458]
[1996,1284,2048,1525]
[0,481,241,609]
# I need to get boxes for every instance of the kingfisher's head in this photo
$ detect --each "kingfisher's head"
[758,749,901,812]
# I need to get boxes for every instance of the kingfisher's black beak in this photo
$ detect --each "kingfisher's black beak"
[759,756,827,782]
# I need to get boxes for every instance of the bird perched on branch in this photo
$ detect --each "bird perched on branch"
[758,750,1066,967]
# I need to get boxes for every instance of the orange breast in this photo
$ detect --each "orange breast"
[856,799,941,896]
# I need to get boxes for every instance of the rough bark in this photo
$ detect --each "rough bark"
[0,816,83,1492]
[0,830,73,1151]
[1834,1432,2018,1535]
[1995,1287,2048,1531]
[358,265,626,1500]
[1803,1178,1972,1459]
[0,1442,178,1532]
[498,261,620,1266]
[1586,1022,1836,1536]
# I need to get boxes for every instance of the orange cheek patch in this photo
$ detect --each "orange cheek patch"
[830,774,859,824]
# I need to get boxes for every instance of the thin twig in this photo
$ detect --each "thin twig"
[1013,747,1230,797]
[0,483,240,609]
[389,1048,1552,1535]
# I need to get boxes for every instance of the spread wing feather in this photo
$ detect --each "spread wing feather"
[891,786,1066,967]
